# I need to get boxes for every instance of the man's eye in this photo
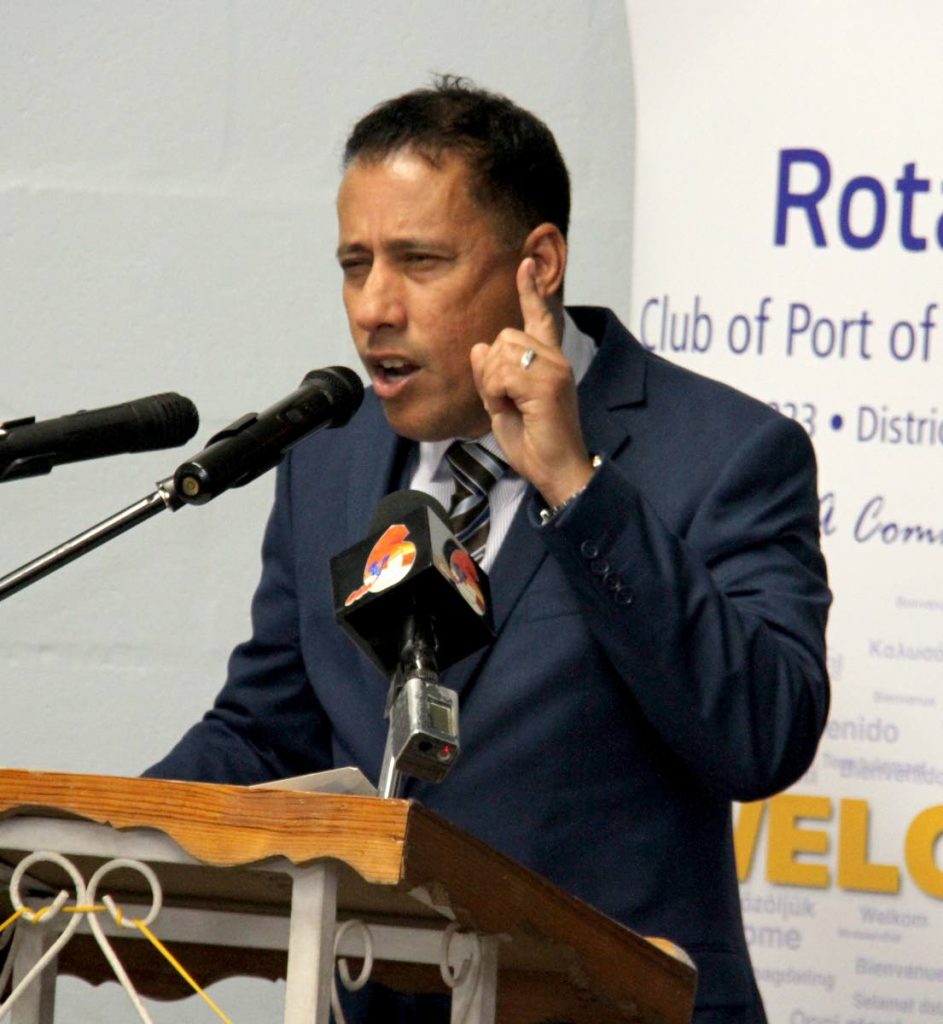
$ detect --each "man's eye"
[340,260,370,276]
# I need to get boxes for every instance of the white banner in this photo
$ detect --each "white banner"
[625,3,943,1019]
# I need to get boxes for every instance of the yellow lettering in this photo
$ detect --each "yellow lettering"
[766,793,831,887]
[734,801,766,881]
[837,798,900,893]
[905,804,943,899]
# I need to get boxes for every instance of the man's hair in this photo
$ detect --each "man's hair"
[343,75,570,242]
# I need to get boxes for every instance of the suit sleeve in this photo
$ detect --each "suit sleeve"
[533,413,830,801]
[144,456,333,784]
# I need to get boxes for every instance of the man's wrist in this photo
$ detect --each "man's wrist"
[539,454,603,525]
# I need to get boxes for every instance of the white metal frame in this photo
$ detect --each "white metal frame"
[0,817,498,1024]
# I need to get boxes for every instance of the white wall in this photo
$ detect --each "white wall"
[0,2,635,1018]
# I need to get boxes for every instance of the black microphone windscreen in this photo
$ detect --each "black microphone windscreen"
[301,366,364,428]
[0,392,200,482]
[124,393,200,450]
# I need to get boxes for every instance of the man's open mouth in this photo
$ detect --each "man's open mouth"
[375,358,419,382]
[369,357,422,399]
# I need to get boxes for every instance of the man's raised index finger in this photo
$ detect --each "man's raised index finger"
[517,257,560,347]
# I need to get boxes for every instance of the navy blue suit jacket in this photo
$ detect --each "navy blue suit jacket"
[147,307,830,1017]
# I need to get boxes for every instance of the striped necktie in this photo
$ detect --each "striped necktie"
[444,441,507,563]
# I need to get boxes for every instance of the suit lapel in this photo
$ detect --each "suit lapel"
[340,394,414,544]
[440,484,548,696]
[571,305,647,462]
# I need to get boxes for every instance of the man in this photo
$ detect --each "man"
[147,77,831,1021]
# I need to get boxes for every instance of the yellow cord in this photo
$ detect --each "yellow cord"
[0,901,234,1024]
[133,918,234,1024]
[0,906,27,935]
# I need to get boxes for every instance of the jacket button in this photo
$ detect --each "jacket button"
[580,540,600,559]
[614,588,634,606]
[590,558,610,576]
[604,572,622,591]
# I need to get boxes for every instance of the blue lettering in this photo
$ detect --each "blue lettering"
[638,296,712,354]
[856,406,877,442]
[854,496,883,542]
[819,492,837,537]
[775,148,830,246]
[640,297,660,351]
[775,151,941,251]
[896,161,930,251]
[854,495,943,544]
[838,176,886,249]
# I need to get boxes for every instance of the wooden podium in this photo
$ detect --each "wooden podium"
[0,769,695,1023]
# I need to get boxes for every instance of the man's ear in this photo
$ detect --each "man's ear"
[521,223,567,301]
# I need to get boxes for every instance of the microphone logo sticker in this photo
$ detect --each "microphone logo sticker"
[445,540,487,616]
[345,524,417,606]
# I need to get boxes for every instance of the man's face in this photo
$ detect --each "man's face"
[336,149,523,441]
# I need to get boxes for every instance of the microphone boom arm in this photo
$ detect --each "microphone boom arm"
[0,479,181,604]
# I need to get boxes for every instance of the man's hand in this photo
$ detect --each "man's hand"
[470,258,592,506]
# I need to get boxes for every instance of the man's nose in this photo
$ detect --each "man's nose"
[352,264,405,333]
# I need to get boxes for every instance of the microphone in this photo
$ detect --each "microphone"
[173,366,364,505]
[331,489,495,679]
[331,490,495,785]
[0,393,199,483]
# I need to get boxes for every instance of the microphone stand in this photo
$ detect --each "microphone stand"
[377,613,460,798]
[377,729,404,800]
[0,479,181,603]
[378,618,435,799]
